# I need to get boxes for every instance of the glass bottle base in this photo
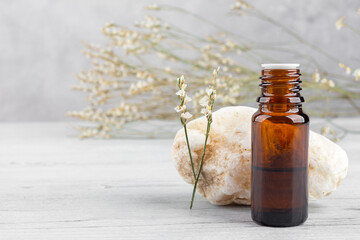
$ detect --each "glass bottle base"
[251,207,308,227]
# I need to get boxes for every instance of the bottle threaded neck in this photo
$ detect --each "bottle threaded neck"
[257,68,304,104]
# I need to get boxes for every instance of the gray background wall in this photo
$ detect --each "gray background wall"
[1,0,359,121]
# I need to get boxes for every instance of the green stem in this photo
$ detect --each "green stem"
[183,124,196,179]
[190,119,211,209]
[345,24,360,36]
[159,4,253,42]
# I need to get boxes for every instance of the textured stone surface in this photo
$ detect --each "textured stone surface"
[172,106,348,205]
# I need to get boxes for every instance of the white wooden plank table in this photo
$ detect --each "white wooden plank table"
[0,121,359,239]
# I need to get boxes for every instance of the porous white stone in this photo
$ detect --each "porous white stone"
[172,106,348,205]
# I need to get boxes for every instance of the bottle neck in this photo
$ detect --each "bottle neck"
[257,68,304,112]
[259,103,303,113]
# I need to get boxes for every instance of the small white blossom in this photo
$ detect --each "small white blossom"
[312,69,320,83]
[339,62,351,75]
[175,75,192,125]
[176,89,186,98]
[177,75,185,88]
[321,126,330,135]
[353,69,360,81]
[181,83,187,91]
[335,16,345,30]
[183,95,192,104]
[174,105,186,113]
[212,69,218,78]
[201,90,215,119]
[201,106,212,117]
[231,0,252,11]
[328,80,335,88]
[181,112,193,123]
[206,88,213,96]
[164,67,172,73]
[199,68,219,121]
[320,78,335,88]
[144,4,160,10]
[199,96,209,107]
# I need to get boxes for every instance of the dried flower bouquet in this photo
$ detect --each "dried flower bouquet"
[68,1,360,139]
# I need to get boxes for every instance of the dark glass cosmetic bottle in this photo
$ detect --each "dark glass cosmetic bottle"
[251,64,309,227]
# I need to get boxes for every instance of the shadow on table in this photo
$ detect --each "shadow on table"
[136,188,254,224]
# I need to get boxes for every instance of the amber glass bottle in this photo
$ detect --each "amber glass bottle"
[251,64,309,227]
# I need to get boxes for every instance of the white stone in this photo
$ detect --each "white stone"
[172,106,349,205]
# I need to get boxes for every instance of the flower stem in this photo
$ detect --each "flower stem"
[345,24,360,36]
[183,124,196,179]
[190,120,211,209]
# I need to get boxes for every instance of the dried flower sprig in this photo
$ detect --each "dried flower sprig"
[335,16,360,35]
[175,75,193,124]
[175,75,196,179]
[175,68,219,209]
[190,67,219,209]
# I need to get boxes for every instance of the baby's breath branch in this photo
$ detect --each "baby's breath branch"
[190,67,219,209]
[156,4,285,64]
[336,16,360,36]
[158,4,234,38]
[175,75,196,179]
[69,4,360,138]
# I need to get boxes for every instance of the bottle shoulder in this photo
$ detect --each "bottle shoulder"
[252,110,309,124]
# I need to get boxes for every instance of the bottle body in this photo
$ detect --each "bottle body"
[251,65,309,227]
